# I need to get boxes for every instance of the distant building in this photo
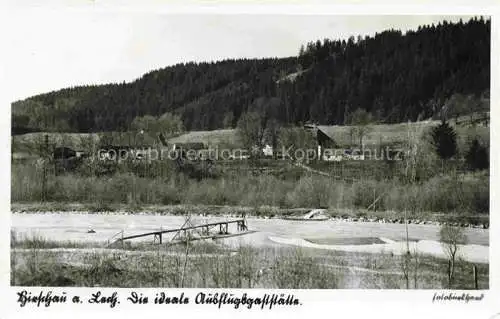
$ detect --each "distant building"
[303,122,318,130]
[52,146,86,173]
[303,125,368,161]
[171,142,206,151]
[322,148,365,161]
[315,126,345,149]
[53,146,76,160]
[75,151,87,158]
[262,144,273,157]
[97,145,150,161]
[303,125,341,160]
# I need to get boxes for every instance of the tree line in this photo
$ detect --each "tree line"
[12,17,490,134]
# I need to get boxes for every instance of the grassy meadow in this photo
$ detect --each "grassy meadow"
[10,234,488,289]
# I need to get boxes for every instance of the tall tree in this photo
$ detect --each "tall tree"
[157,112,184,137]
[264,118,281,159]
[430,120,458,162]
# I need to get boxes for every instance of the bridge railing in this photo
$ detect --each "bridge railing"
[106,229,124,247]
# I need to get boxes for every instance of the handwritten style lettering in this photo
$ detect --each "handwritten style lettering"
[88,291,119,308]
[17,290,67,307]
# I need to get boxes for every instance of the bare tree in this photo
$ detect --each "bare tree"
[236,111,266,153]
[223,111,234,129]
[349,108,373,150]
[400,251,411,289]
[278,127,317,161]
[439,224,467,287]
[412,247,421,289]
[400,120,427,289]
[443,93,467,123]
[32,134,52,201]
[399,247,422,289]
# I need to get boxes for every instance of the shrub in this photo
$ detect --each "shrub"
[12,158,489,215]
[466,138,489,171]
[270,248,337,289]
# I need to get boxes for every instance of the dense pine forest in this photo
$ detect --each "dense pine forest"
[11,17,490,134]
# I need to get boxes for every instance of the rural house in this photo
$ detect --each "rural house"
[304,124,366,161]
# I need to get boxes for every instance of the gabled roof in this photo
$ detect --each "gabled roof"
[316,125,353,147]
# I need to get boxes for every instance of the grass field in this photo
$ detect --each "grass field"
[318,121,489,151]
[168,129,240,147]
[11,129,239,155]
[10,234,488,289]
[12,132,98,155]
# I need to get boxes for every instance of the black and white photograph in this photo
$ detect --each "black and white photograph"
[8,12,491,291]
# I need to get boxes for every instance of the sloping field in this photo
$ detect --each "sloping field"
[12,132,99,153]
[12,131,161,156]
[168,129,239,146]
[12,129,239,155]
[317,121,436,147]
[167,123,441,149]
[317,121,489,148]
[157,121,489,151]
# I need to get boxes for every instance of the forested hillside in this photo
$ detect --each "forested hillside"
[12,17,490,134]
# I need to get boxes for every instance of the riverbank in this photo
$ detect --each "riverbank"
[11,202,490,229]
[10,211,489,289]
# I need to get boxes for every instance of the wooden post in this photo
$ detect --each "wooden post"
[473,264,478,289]
[448,260,452,287]
[373,188,376,211]
[42,134,48,202]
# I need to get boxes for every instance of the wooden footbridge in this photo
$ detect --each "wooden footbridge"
[108,218,250,246]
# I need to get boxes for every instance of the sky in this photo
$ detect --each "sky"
[4,13,478,102]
